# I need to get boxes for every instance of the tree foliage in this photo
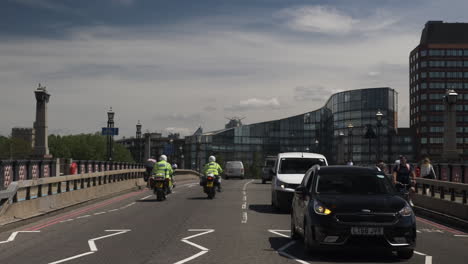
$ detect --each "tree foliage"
[0,136,33,159]
[48,133,134,162]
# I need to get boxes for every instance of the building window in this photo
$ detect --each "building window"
[421,94,427,100]
[446,61,462,67]
[429,72,445,78]
[421,82,427,89]
[447,49,463,56]
[421,138,427,144]
[446,82,462,89]
[429,61,445,67]
[421,115,427,122]
[429,93,444,100]
[429,126,444,133]
[429,49,445,56]
[464,61,468,67]
[420,61,427,68]
[421,72,427,78]
[429,137,444,144]
[429,82,445,89]
[421,104,426,111]
[446,72,463,78]
[421,50,427,56]
[465,72,468,78]
[464,50,468,56]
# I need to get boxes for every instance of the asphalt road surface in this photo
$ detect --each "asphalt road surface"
[0,179,467,264]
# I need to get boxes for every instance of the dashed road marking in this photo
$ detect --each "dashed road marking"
[59,219,74,223]
[94,212,106,215]
[108,209,119,212]
[76,215,91,219]
[120,202,136,209]
[241,212,248,224]
[48,229,131,264]
[173,229,215,264]
[241,180,254,224]
[141,195,153,200]
[0,231,40,244]
[455,235,468,237]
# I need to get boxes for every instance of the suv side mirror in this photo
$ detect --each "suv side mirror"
[295,186,306,196]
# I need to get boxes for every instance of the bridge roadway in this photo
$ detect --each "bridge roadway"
[0,179,467,264]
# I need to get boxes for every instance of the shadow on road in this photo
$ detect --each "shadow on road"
[249,204,289,215]
[136,199,164,202]
[268,237,400,263]
[186,197,210,200]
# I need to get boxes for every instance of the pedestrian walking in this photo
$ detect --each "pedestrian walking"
[420,158,436,179]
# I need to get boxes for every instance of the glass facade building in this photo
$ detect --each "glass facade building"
[186,87,398,171]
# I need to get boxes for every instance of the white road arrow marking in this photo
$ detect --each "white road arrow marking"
[268,229,309,264]
[0,231,40,244]
[173,229,214,264]
[48,229,130,264]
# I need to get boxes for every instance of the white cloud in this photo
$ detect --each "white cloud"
[279,5,399,35]
[225,98,281,112]
[163,127,194,137]
[367,71,381,77]
[294,86,341,103]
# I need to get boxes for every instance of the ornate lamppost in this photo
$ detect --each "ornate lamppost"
[107,107,115,161]
[347,123,354,163]
[376,110,383,161]
[136,121,142,163]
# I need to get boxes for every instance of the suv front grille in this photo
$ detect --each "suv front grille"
[335,213,397,224]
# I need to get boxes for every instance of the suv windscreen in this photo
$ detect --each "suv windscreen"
[265,160,275,167]
[278,158,325,174]
[316,171,394,195]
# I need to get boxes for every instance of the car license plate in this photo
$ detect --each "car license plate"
[207,182,214,187]
[156,183,163,188]
[351,227,383,236]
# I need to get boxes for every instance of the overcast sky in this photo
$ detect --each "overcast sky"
[1,0,467,138]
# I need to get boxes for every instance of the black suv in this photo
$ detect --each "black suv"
[291,166,416,259]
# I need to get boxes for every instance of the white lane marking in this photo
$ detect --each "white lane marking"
[59,219,74,223]
[241,212,248,224]
[48,229,130,264]
[0,231,40,244]
[414,251,432,264]
[108,209,119,212]
[455,235,468,237]
[94,212,106,215]
[141,195,153,200]
[416,230,422,233]
[240,179,254,224]
[76,215,91,219]
[173,229,214,264]
[120,202,136,209]
[268,230,309,264]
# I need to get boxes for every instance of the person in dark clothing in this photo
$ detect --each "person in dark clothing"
[392,156,416,192]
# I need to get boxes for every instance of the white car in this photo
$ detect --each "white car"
[271,152,328,211]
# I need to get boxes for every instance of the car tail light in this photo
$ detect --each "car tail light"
[207,176,214,180]
[241,168,244,173]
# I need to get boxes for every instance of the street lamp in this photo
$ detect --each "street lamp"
[376,110,383,162]
[179,146,184,169]
[315,139,319,153]
[136,121,142,163]
[442,89,459,161]
[347,123,354,163]
[107,107,115,161]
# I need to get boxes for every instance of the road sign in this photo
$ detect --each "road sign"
[101,127,119,136]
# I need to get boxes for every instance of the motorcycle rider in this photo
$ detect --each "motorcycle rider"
[153,155,174,194]
[203,156,223,192]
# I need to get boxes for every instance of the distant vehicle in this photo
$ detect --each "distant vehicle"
[291,166,416,259]
[225,161,244,179]
[261,156,276,184]
[271,152,328,211]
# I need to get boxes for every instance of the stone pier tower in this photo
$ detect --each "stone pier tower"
[33,84,52,159]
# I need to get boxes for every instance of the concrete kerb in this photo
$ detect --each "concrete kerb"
[414,206,468,233]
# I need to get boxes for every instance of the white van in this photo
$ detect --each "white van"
[271,152,328,211]
[225,161,244,179]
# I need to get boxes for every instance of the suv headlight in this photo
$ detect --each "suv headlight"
[399,205,413,217]
[314,200,332,215]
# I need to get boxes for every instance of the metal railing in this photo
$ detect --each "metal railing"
[415,178,468,205]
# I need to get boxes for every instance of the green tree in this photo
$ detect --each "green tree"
[48,133,134,162]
